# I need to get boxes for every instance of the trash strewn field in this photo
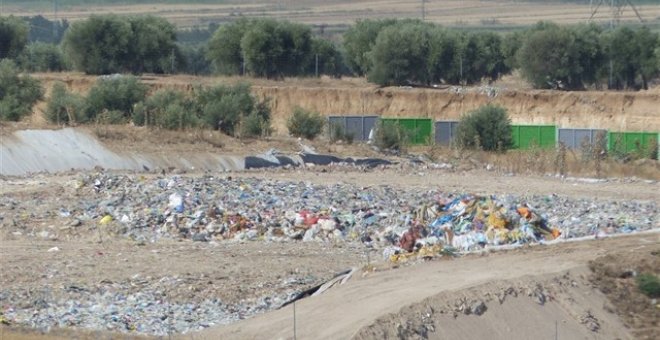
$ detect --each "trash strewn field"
[0,167,658,338]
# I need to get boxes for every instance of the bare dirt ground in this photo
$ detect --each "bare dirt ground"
[4,0,660,29]
[199,233,659,340]
[589,248,660,340]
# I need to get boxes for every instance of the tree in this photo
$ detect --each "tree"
[239,19,313,78]
[25,15,68,44]
[61,15,132,74]
[309,37,345,77]
[605,26,659,90]
[571,23,606,87]
[343,19,397,75]
[18,42,69,72]
[455,104,513,151]
[517,25,578,89]
[126,16,179,74]
[634,27,659,90]
[501,31,524,70]
[207,18,251,75]
[62,15,179,74]
[275,21,313,76]
[518,23,607,90]
[0,59,43,121]
[180,44,212,75]
[472,31,508,81]
[427,27,458,84]
[0,16,29,60]
[368,22,431,86]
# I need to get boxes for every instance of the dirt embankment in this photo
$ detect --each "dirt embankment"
[197,233,660,340]
[256,86,660,134]
[31,73,660,135]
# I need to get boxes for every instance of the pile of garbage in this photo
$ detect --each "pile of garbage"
[3,174,656,253]
[0,275,308,335]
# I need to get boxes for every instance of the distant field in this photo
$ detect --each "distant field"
[3,0,660,31]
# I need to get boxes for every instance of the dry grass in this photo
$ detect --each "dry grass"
[5,0,660,30]
[92,125,227,152]
[422,145,660,181]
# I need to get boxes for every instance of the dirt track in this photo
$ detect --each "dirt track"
[197,232,659,340]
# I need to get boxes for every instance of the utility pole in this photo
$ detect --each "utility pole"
[609,0,614,89]
[170,48,175,74]
[53,0,58,41]
[610,0,615,29]
[459,55,463,85]
[315,54,319,77]
[589,1,647,89]
[421,0,426,21]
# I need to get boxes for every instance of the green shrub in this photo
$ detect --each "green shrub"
[133,88,198,130]
[84,75,147,122]
[194,83,260,135]
[636,273,660,298]
[455,104,513,151]
[239,111,272,138]
[374,121,410,151]
[0,59,43,121]
[18,42,69,72]
[46,82,85,124]
[329,122,355,144]
[286,107,325,140]
[239,96,273,138]
[96,110,126,125]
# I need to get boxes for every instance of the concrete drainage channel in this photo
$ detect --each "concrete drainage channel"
[0,128,392,176]
[0,128,246,176]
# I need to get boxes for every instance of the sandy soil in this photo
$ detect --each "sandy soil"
[198,233,659,340]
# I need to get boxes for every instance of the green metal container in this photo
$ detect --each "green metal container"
[380,118,433,145]
[608,131,659,157]
[511,125,556,149]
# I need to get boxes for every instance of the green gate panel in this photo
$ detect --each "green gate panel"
[511,125,556,149]
[608,132,659,156]
[380,118,433,145]
[415,119,433,145]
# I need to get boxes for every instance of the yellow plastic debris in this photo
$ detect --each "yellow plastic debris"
[0,315,10,325]
[488,212,507,229]
[99,215,113,224]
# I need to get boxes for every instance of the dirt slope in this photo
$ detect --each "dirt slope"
[354,271,627,340]
[257,86,660,133]
[31,73,660,135]
[196,233,659,340]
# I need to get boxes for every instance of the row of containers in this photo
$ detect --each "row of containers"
[327,115,659,155]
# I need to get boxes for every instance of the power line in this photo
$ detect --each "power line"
[588,0,645,26]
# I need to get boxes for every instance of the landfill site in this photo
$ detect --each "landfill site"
[0,55,659,340]
[1,92,659,340]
